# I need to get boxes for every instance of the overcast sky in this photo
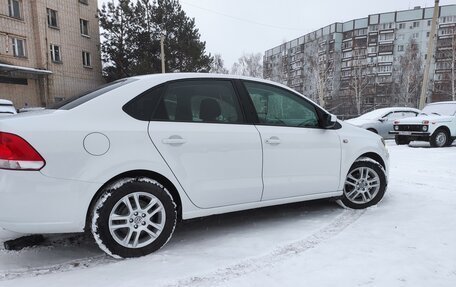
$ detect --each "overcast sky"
[97,0,455,69]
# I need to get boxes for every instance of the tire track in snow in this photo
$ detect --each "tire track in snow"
[0,255,115,281]
[0,207,364,282]
[165,208,366,287]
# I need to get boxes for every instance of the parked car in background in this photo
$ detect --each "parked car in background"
[0,99,17,117]
[390,101,456,147]
[0,73,389,258]
[345,107,420,139]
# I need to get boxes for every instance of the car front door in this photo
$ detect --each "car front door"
[147,79,263,208]
[242,81,341,201]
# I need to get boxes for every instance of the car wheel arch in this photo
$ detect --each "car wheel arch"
[356,152,385,170]
[433,126,450,137]
[84,169,183,232]
[366,128,378,134]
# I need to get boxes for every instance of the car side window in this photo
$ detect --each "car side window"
[243,81,319,128]
[403,111,418,118]
[153,80,244,124]
[385,112,404,121]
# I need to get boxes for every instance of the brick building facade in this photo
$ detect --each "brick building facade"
[0,0,104,108]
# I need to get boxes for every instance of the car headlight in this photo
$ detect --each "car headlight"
[394,125,399,131]
[422,125,428,132]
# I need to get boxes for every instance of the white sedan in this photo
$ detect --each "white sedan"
[0,73,389,258]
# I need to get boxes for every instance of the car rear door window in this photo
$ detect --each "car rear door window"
[153,80,244,124]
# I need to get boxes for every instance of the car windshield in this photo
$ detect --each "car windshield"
[357,109,388,120]
[49,78,137,110]
[421,103,456,116]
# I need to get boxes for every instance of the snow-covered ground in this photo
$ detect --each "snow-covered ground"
[1,141,455,286]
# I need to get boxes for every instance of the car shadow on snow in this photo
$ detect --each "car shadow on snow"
[407,140,456,148]
[0,199,340,277]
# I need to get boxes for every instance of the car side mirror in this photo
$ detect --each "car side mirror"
[378,118,386,123]
[324,113,337,129]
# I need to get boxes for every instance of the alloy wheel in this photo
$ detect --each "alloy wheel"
[108,192,166,249]
[344,167,381,204]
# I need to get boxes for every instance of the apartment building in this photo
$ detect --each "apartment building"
[264,5,456,117]
[0,0,104,108]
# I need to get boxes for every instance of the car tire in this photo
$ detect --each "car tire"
[341,159,387,209]
[430,129,450,148]
[90,177,177,258]
[395,135,411,145]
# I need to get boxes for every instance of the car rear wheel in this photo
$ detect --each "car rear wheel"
[395,135,411,145]
[430,129,450,148]
[342,160,387,209]
[91,178,177,258]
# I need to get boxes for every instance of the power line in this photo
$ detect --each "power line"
[180,1,304,31]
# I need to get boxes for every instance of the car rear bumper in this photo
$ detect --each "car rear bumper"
[0,170,97,234]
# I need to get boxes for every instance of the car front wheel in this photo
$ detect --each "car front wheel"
[430,129,450,148]
[342,160,387,209]
[91,178,177,258]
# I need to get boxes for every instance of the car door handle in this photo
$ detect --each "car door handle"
[265,137,281,145]
[162,136,186,145]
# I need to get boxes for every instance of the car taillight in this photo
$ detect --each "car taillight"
[0,132,45,170]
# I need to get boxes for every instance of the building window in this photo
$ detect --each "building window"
[80,19,89,36]
[377,65,392,73]
[379,33,394,41]
[397,45,404,52]
[398,23,406,29]
[8,0,21,18]
[82,51,91,67]
[428,20,432,26]
[11,37,26,57]
[413,21,420,28]
[47,8,58,28]
[50,44,61,62]
[427,32,430,38]
[381,23,394,30]
[412,32,419,39]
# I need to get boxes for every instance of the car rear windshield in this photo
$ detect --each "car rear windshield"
[49,78,138,110]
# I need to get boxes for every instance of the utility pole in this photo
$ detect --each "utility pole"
[160,33,165,73]
[419,0,439,109]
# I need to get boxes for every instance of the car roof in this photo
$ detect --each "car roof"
[130,73,286,89]
[0,99,13,105]
[369,107,421,113]
[426,101,456,105]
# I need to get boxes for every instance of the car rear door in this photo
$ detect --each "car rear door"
[147,79,263,208]
[241,81,341,201]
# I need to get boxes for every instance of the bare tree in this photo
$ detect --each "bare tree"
[302,40,339,108]
[231,53,263,78]
[210,54,229,74]
[396,39,423,107]
[349,57,374,115]
[450,29,456,101]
